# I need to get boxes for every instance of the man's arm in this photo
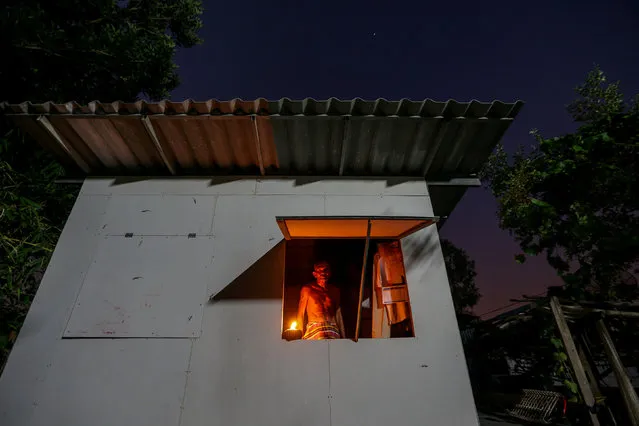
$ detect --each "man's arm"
[297,286,309,332]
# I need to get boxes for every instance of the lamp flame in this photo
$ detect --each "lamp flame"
[290,321,297,330]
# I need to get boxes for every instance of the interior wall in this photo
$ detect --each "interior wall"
[283,239,317,331]
[283,239,366,338]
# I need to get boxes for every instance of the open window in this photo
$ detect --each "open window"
[278,216,438,341]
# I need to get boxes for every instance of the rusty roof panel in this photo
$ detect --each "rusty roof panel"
[149,116,267,173]
[109,118,163,168]
[0,98,523,178]
[48,116,164,172]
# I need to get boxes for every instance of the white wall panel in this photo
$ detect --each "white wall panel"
[102,195,216,236]
[3,178,477,426]
[0,195,108,426]
[64,236,213,338]
[29,339,191,426]
[325,195,431,217]
[212,195,325,239]
[80,177,257,196]
[255,178,428,196]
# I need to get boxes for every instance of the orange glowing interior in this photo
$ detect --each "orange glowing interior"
[277,217,435,239]
[289,321,297,330]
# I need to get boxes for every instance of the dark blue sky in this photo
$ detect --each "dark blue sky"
[172,0,639,317]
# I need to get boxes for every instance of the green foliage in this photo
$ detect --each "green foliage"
[0,126,77,372]
[440,239,481,315]
[480,67,638,400]
[0,0,204,372]
[481,66,639,301]
[1,0,204,103]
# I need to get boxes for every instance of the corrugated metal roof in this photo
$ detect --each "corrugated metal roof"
[0,98,523,178]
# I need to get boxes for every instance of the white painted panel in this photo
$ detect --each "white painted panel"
[328,339,478,426]
[327,224,478,426]
[328,225,478,426]
[0,195,108,426]
[325,195,431,216]
[29,339,191,426]
[83,177,427,197]
[380,179,429,196]
[183,304,331,426]
[184,209,330,426]
[79,178,118,195]
[80,177,257,196]
[401,226,461,339]
[256,178,386,195]
[212,195,325,239]
[64,236,213,337]
[206,194,322,295]
[255,178,428,196]
[102,195,216,235]
[206,236,282,296]
[323,179,428,196]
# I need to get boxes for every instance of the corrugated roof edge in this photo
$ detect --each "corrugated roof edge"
[0,98,524,119]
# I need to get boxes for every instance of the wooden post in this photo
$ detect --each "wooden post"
[550,297,600,426]
[595,319,639,426]
[354,220,372,342]
[561,305,639,319]
[578,337,618,426]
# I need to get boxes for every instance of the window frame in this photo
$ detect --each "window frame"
[277,215,439,341]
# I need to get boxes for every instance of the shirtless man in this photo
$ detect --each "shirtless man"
[297,261,346,340]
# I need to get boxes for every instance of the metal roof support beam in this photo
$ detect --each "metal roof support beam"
[37,115,91,173]
[354,219,372,342]
[54,178,84,184]
[51,175,484,184]
[421,120,450,176]
[426,178,481,187]
[251,116,266,175]
[141,116,176,175]
[338,117,351,176]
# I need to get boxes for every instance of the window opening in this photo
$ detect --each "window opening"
[278,216,437,341]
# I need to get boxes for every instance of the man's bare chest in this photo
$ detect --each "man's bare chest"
[308,287,335,310]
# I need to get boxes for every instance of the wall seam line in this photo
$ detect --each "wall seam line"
[328,342,332,426]
[177,338,196,426]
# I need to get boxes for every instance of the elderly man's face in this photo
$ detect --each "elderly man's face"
[313,264,331,283]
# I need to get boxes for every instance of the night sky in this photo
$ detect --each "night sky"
[171,0,639,318]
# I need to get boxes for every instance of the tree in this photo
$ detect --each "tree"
[481,67,639,302]
[1,0,204,103]
[477,68,639,402]
[0,0,204,372]
[441,239,481,315]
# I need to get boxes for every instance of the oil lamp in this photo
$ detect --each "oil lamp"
[283,321,303,341]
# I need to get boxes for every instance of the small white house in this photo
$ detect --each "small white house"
[0,98,522,426]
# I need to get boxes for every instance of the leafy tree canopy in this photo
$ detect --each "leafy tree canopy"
[441,239,481,315]
[0,0,203,372]
[481,67,639,301]
[1,0,204,103]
